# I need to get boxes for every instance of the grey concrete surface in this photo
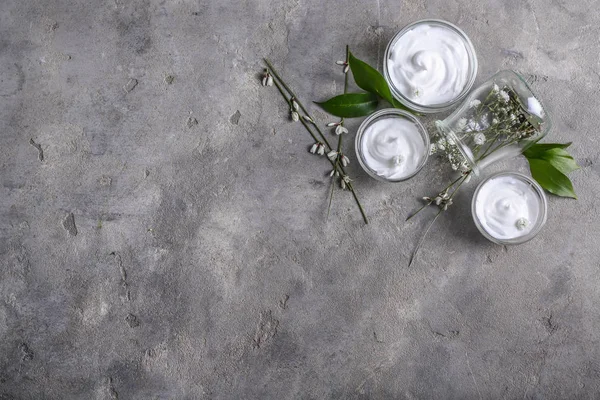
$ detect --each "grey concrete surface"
[1,0,599,398]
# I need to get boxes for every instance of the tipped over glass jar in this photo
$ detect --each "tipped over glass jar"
[432,70,552,174]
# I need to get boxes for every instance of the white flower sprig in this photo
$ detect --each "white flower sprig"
[406,170,473,266]
[262,56,368,224]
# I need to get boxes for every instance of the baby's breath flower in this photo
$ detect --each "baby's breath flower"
[492,83,500,92]
[392,155,404,166]
[499,90,510,103]
[451,163,458,171]
[515,217,529,230]
[456,118,468,130]
[492,118,499,125]
[469,99,481,108]
[429,143,437,155]
[447,137,455,146]
[474,132,486,145]
[437,141,446,151]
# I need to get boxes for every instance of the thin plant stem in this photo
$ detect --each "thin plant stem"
[406,174,464,221]
[408,173,469,266]
[266,61,368,224]
[264,58,333,150]
[408,209,443,267]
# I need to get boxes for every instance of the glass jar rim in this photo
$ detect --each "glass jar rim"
[383,19,478,114]
[471,172,548,245]
[355,109,430,182]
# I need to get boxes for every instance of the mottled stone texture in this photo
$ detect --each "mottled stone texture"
[1,0,599,398]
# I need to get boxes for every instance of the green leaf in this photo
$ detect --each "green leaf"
[528,158,577,199]
[314,92,378,118]
[348,52,408,110]
[524,142,572,158]
[537,148,580,175]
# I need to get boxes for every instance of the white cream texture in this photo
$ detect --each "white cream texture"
[361,117,426,180]
[475,176,541,240]
[387,23,470,105]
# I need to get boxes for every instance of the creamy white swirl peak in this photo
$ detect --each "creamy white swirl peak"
[387,22,470,106]
[474,175,542,240]
[360,116,426,180]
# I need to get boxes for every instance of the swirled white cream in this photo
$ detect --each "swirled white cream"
[360,117,426,180]
[387,23,470,105]
[474,175,541,240]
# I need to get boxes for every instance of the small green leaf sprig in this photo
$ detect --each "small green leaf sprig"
[261,58,369,224]
[524,142,578,198]
[314,50,410,117]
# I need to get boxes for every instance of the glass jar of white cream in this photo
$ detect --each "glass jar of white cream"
[472,172,548,245]
[355,109,429,182]
[383,19,478,113]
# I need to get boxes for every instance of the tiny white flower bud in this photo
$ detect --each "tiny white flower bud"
[303,115,314,123]
[291,111,299,122]
[266,75,273,86]
[310,143,318,154]
[291,99,299,111]
[343,64,349,74]
[262,76,268,86]
[339,126,348,134]
[327,150,338,160]
[340,179,346,190]
[326,122,338,127]
[443,204,448,211]
[317,144,325,156]
[435,197,442,206]
[335,124,344,135]
[329,169,336,177]
[336,60,346,65]
[341,155,350,167]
